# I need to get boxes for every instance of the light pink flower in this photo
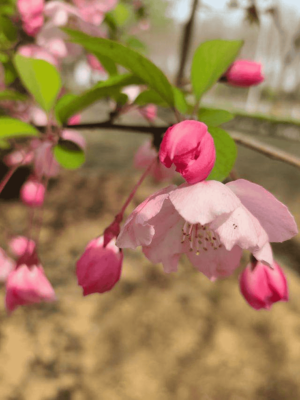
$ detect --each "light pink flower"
[17,0,44,36]
[5,254,56,312]
[9,236,36,258]
[33,140,60,178]
[73,0,117,25]
[87,54,105,72]
[76,236,123,296]
[223,60,264,87]
[134,140,175,182]
[139,104,157,122]
[0,249,15,283]
[240,260,288,310]
[159,120,216,184]
[44,1,82,26]
[20,178,46,208]
[4,150,34,167]
[122,85,140,103]
[116,179,297,280]
[18,45,59,67]
[61,130,86,150]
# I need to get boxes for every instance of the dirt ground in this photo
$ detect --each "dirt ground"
[0,125,300,400]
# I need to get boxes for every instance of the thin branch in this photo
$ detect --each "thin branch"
[230,131,300,169]
[37,121,300,170]
[176,0,199,87]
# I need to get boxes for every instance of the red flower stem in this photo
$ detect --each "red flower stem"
[117,158,156,220]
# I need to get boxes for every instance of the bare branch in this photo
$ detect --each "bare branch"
[230,131,300,169]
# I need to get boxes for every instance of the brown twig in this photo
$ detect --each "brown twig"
[230,131,300,169]
[175,0,199,87]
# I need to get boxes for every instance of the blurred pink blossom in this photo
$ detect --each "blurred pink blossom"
[18,44,59,67]
[87,54,105,72]
[33,140,60,178]
[20,178,46,208]
[9,236,36,259]
[61,130,86,149]
[134,140,175,182]
[0,249,15,283]
[17,0,44,36]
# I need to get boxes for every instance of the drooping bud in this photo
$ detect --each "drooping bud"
[140,104,157,122]
[5,252,56,312]
[0,249,15,283]
[76,236,123,296]
[159,120,216,184]
[9,236,36,258]
[20,178,45,208]
[68,114,81,126]
[239,260,288,310]
[222,60,264,87]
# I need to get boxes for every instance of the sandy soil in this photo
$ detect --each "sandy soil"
[0,127,299,400]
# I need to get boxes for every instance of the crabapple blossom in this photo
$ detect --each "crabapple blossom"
[159,120,216,184]
[9,236,36,258]
[223,60,264,87]
[18,45,59,67]
[0,249,15,283]
[76,236,123,296]
[239,260,288,310]
[33,140,60,178]
[4,150,34,167]
[5,253,56,312]
[116,179,297,281]
[20,178,46,208]
[139,104,157,122]
[134,140,176,182]
[61,130,86,150]
[17,0,44,36]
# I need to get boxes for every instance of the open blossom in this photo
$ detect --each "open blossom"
[159,120,216,184]
[0,249,15,283]
[240,260,288,310]
[9,236,36,258]
[134,140,176,182]
[223,60,264,87]
[18,45,58,67]
[17,0,44,36]
[116,179,297,281]
[20,178,46,208]
[76,236,123,296]
[5,253,56,312]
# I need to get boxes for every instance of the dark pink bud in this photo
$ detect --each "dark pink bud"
[76,236,122,296]
[223,60,264,87]
[20,178,45,207]
[68,114,81,126]
[239,260,288,310]
[159,120,216,184]
[5,254,56,313]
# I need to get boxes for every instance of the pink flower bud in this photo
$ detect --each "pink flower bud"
[0,249,15,283]
[223,60,264,87]
[5,256,56,312]
[68,114,81,126]
[239,260,288,310]
[20,179,45,208]
[76,236,123,296]
[4,150,34,167]
[9,236,36,258]
[140,104,157,122]
[61,130,86,150]
[159,120,216,184]
[87,54,105,72]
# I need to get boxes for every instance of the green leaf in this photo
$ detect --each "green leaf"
[0,16,17,42]
[191,40,243,100]
[207,127,237,181]
[55,74,143,124]
[14,54,62,112]
[3,61,17,85]
[134,86,187,113]
[0,138,10,149]
[65,29,174,106]
[92,53,118,76]
[0,90,27,101]
[53,142,85,170]
[173,87,188,114]
[198,108,234,127]
[125,36,147,54]
[0,118,39,139]
[112,3,131,26]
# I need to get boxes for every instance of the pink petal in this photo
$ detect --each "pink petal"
[187,244,242,281]
[169,180,241,226]
[226,179,298,242]
[252,242,273,267]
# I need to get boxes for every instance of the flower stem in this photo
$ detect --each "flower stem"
[0,165,18,195]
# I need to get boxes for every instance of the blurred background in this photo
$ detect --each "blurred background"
[0,0,300,399]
